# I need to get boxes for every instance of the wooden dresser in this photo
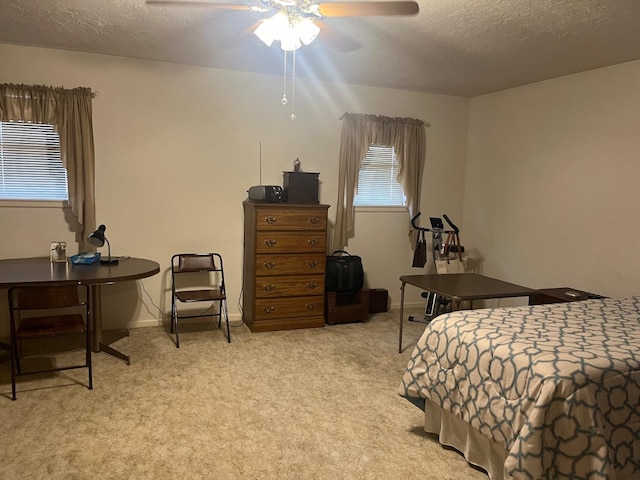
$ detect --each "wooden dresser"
[243,202,329,332]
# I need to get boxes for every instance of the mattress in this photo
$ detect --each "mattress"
[399,297,640,479]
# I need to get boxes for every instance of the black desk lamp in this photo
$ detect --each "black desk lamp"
[87,224,119,265]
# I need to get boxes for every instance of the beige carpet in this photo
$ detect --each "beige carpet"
[0,311,488,480]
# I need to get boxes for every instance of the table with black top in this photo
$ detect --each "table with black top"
[529,287,604,305]
[398,273,538,353]
[0,256,160,364]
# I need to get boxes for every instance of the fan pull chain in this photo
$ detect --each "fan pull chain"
[281,50,288,106]
[290,49,296,120]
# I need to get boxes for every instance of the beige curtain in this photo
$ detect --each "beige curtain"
[332,113,427,251]
[0,83,96,250]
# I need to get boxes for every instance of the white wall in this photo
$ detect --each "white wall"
[0,44,469,330]
[464,60,640,300]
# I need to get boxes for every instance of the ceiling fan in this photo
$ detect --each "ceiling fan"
[147,0,420,51]
[147,0,419,119]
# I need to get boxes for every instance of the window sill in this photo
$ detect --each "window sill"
[354,206,408,213]
[0,200,69,209]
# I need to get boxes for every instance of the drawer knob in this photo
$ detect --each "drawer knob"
[308,239,319,247]
[264,239,277,247]
[263,284,276,291]
[306,281,318,289]
[308,217,319,224]
[264,261,276,269]
[264,216,277,224]
[308,260,318,267]
[263,306,274,313]
[305,303,317,310]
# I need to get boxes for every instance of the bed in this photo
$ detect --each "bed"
[399,297,640,479]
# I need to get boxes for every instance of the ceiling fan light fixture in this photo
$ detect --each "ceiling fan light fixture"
[254,19,277,46]
[280,28,302,51]
[253,11,289,47]
[254,10,318,51]
[295,17,319,45]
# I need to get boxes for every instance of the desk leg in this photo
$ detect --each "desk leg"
[91,285,130,365]
[399,281,406,353]
[91,285,101,353]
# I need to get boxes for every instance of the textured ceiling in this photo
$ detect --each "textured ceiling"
[1,0,640,96]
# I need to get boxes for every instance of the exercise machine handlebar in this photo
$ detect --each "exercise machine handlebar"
[442,214,459,234]
[411,212,458,234]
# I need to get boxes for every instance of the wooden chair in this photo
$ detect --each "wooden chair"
[170,253,230,347]
[7,283,92,401]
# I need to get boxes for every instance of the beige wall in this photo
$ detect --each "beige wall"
[0,44,469,330]
[464,59,640,301]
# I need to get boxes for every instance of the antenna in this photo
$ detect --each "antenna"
[259,141,262,185]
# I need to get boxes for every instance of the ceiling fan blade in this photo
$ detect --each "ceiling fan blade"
[146,0,255,10]
[316,1,419,17]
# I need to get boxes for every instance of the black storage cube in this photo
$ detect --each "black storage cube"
[368,289,389,313]
[283,171,319,204]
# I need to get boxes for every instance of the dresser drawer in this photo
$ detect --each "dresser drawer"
[256,232,326,253]
[254,295,324,320]
[256,253,325,276]
[255,274,324,298]
[254,207,327,231]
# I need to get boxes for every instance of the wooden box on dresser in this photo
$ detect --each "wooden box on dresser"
[243,202,330,332]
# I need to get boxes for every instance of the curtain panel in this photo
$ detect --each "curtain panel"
[332,112,426,252]
[0,83,96,251]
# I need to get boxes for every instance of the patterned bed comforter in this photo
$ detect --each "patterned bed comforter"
[399,297,640,479]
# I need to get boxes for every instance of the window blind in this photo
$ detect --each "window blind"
[0,121,68,201]
[353,145,405,207]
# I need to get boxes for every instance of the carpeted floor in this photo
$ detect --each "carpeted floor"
[0,311,488,480]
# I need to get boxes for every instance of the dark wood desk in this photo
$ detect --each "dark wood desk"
[398,273,538,353]
[0,256,160,364]
[529,287,604,305]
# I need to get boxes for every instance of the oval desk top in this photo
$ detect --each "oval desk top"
[0,256,161,287]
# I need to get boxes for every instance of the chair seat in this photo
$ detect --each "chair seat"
[176,289,225,303]
[17,314,86,338]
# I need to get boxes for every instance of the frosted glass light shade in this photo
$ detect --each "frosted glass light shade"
[295,18,319,45]
[254,11,319,51]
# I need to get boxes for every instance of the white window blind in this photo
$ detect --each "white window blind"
[0,121,68,201]
[353,145,405,207]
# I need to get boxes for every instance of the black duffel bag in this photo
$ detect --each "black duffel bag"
[326,250,364,293]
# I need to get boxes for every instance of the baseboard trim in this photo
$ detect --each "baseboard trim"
[108,307,422,330]
[110,313,244,330]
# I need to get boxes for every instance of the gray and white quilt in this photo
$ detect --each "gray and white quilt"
[399,297,640,479]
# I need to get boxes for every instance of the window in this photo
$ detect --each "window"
[0,121,68,201]
[353,145,405,207]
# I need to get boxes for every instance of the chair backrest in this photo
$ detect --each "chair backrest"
[177,254,217,273]
[8,283,90,336]
[9,283,87,311]
[171,253,225,292]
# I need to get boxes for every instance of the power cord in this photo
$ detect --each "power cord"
[138,279,168,317]
[138,279,244,327]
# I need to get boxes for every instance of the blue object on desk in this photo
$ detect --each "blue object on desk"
[70,252,101,265]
